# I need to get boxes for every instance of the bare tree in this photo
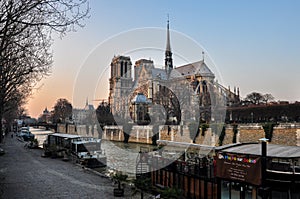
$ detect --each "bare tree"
[52,98,73,123]
[262,93,275,104]
[96,101,115,130]
[0,0,89,141]
[244,92,264,105]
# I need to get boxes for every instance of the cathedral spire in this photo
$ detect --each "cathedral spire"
[166,15,171,52]
[165,15,173,76]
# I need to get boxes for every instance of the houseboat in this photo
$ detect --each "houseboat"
[43,133,106,168]
[71,137,107,168]
[148,140,300,199]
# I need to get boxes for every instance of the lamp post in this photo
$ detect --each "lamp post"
[259,138,269,199]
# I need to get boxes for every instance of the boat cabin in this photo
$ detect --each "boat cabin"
[71,137,102,159]
[71,137,106,167]
[215,142,300,199]
[43,133,81,156]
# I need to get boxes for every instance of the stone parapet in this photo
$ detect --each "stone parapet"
[129,125,153,144]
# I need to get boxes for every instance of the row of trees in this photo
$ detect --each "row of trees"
[0,0,89,141]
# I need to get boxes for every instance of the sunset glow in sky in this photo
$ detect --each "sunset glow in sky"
[27,0,300,118]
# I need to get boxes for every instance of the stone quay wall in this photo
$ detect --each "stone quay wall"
[272,124,300,146]
[136,123,300,146]
[222,126,234,145]
[159,125,191,143]
[238,124,265,143]
[129,126,153,144]
[103,126,123,141]
[56,123,300,146]
[194,128,218,146]
[57,124,67,134]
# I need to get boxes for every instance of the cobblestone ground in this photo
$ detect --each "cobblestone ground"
[0,133,147,199]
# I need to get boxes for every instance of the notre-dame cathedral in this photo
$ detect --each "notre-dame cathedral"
[108,21,240,125]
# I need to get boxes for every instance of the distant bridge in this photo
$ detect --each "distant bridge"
[29,122,57,131]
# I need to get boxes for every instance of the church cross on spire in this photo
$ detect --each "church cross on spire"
[165,14,173,76]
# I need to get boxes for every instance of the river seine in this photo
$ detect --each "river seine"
[30,127,156,177]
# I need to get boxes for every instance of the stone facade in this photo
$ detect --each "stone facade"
[108,22,240,125]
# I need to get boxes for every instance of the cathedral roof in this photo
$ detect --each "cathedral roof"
[84,104,95,111]
[175,60,215,78]
[151,68,168,80]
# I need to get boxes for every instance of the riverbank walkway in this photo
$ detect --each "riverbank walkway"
[0,133,146,199]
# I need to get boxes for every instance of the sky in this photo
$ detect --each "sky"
[27,0,300,118]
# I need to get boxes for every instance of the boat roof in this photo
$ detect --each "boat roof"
[21,127,29,130]
[50,133,81,139]
[72,140,101,144]
[216,143,300,159]
[72,138,101,144]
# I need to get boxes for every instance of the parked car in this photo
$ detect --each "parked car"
[20,129,34,141]
[17,127,29,137]
[0,147,4,156]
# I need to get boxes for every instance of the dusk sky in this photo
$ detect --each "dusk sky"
[27,1,300,118]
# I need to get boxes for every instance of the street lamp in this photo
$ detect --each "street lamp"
[259,138,270,199]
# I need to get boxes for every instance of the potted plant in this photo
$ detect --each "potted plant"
[49,144,58,158]
[112,171,128,197]
[29,138,39,149]
[131,176,152,199]
[160,187,183,199]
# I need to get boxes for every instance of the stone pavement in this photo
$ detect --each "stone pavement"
[0,133,149,199]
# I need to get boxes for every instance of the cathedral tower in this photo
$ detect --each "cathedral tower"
[109,55,133,115]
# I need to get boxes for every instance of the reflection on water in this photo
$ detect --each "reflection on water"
[30,127,54,147]
[101,140,156,175]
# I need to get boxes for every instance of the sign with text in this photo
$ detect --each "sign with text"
[216,152,261,186]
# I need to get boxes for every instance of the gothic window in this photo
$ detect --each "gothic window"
[125,62,128,78]
[202,81,208,93]
[120,61,124,77]
[111,63,114,77]
[137,106,143,121]
[154,85,181,125]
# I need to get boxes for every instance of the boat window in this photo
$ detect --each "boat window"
[85,143,101,151]
[76,144,88,152]
[49,136,55,145]
[271,190,289,199]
